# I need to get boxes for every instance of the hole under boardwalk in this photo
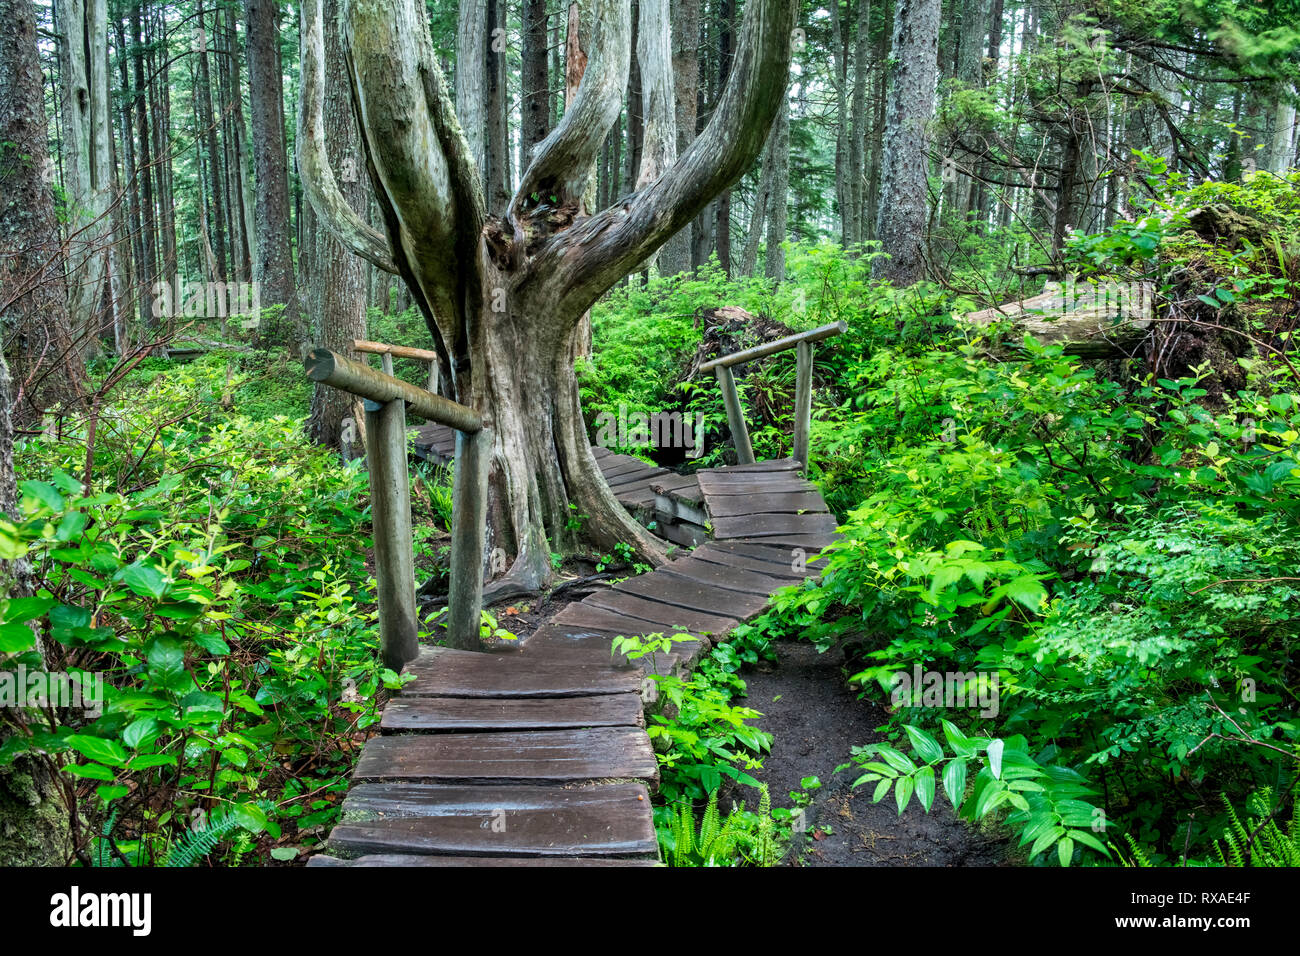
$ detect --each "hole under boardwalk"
[318,455,841,866]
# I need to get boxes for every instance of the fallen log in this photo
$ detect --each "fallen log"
[963,279,1154,358]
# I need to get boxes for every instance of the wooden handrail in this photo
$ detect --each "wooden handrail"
[698,320,846,372]
[352,338,440,362]
[305,348,480,433]
[304,347,490,664]
[699,319,847,468]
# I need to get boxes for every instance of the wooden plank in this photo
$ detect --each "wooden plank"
[613,572,770,620]
[660,556,804,594]
[308,854,660,867]
[352,728,659,786]
[402,647,642,698]
[705,491,827,517]
[583,589,740,635]
[710,457,803,473]
[382,695,643,732]
[598,457,652,479]
[693,541,821,576]
[606,466,669,488]
[696,477,816,496]
[326,782,658,859]
[551,602,683,636]
[710,512,839,539]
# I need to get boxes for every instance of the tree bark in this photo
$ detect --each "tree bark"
[521,0,552,164]
[764,96,789,282]
[1,0,86,426]
[872,0,940,285]
[308,0,797,592]
[635,0,678,274]
[301,0,370,452]
[56,0,113,356]
[245,0,300,350]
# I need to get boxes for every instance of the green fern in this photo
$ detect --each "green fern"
[1214,787,1300,867]
[1117,833,1155,867]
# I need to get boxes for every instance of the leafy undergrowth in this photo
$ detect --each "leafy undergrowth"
[1,357,406,865]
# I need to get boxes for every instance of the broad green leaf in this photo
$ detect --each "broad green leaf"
[894,775,914,815]
[905,725,944,764]
[65,735,127,768]
[915,766,936,811]
[942,758,968,809]
[987,738,1005,779]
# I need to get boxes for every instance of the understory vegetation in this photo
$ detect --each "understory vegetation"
[582,168,1300,867]
[3,168,1296,867]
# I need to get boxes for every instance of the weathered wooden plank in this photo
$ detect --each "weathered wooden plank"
[606,466,670,488]
[598,457,653,479]
[583,589,740,635]
[705,491,827,517]
[550,602,672,636]
[591,445,613,459]
[308,853,660,867]
[710,457,803,473]
[696,477,817,496]
[382,695,643,732]
[693,541,821,576]
[614,572,770,620]
[402,647,642,698]
[326,782,658,858]
[660,556,805,594]
[352,728,659,786]
[710,512,839,539]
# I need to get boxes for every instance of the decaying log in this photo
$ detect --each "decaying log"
[963,279,1154,358]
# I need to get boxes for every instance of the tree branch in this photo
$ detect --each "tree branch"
[546,0,799,313]
[297,0,398,274]
[510,0,630,222]
[342,0,486,365]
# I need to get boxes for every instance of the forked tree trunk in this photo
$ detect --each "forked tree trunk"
[305,0,798,594]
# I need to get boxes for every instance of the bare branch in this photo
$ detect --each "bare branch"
[342,0,486,362]
[510,0,630,220]
[549,0,799,311]
[297,0,398,274]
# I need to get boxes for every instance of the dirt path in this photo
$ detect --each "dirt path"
[734,641,1009,867]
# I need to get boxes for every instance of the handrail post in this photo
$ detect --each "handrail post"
[364,394,419,672]
[792,340,813,470]
[715,365,755,465]
[447,426,493,650]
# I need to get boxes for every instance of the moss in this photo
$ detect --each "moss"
[0,760,73,866]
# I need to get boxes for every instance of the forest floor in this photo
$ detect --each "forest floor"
[735,642,1011,867]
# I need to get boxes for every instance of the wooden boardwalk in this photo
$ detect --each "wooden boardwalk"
[310,429,835,867]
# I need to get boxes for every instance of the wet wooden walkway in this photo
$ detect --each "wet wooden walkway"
[310,428,835,867]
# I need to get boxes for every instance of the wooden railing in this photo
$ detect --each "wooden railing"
[305,343,490,669]
[699,320,846,468]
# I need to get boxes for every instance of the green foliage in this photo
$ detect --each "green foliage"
[1,362,397,864]
[610,632,772,801]
[1213,786,1300,867]
[845,723,1110,866]
[658,785,784,867]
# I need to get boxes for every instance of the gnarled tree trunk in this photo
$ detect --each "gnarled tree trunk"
[304,0,798,596]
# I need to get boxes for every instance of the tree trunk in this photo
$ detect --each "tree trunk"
[308,0,799,595]
[872,0,940,285]
[0,194,73,871]
[0,0,86,426]
[636,0,678,274]
[56,0,113,357]
[521,0,551,164]
[245,0,300,350]
[667,0,699,275]
[301,0,369,452]
[764,96,790,282]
